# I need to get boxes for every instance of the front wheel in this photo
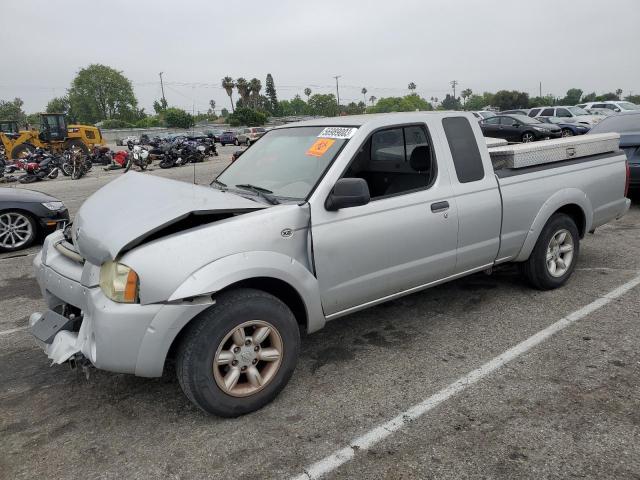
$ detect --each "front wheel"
[561,128,574,137]
[176,288,300,417]
[0,210,37,252]
[522,213,579,290]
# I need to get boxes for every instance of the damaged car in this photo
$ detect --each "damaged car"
[29,113,630,416]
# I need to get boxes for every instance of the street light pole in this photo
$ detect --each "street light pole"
[333,75,342,115]
[159,72,167,105]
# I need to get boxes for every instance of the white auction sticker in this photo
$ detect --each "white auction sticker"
[318,127,358,139]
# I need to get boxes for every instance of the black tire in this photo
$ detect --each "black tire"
[159,159,173,169]
[65,139,89,156]
[18,174,38,184]
[522,213,580,290]
[0,210,37,252]
[521,132,536,143]
[234,139,239,146]
[48,169,59,179]
[10,143,34,160]
[176,288,300,417]
[124,159,132,172]
[61,162,73,176]
[561,128,574,137]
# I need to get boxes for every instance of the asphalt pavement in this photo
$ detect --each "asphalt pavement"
[0,151,639,480]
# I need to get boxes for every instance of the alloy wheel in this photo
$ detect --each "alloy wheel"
[561,129,573,137]
[522,133,535,143]
[213,320,283,397]
[546,229,574,277]
[0,212,34,250]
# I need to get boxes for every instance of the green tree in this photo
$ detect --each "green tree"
[0,98,27,124]
[304,88,312,102]
[368,93,432,113]
[265,73,278,114]
[440,94,462,110]
[207,99,216,115]
[361,87,368,104]
[227,107,267,127]
[164,107,194,128]
[460,88,473,107]
[408,82,416,92]
[289,95,307,115]
[615,89,623,100]
[153,98,168,114]
[46,96,70,114]
[369,95,377,105]
[221,108,229,118]
[595,92,619,101]
[529,95,556,107]
[492,90,530,111]
[67,64,138,123]
[235,77,250,107]
[249,78,262,108]
[625,95,640,104]
[560,88,583,105]
[221,76,235,113]
[307,94,339,117]
[344,102,366,115]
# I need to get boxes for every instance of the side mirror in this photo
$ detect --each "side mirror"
[325,178,370,211]
[614,108,621,112]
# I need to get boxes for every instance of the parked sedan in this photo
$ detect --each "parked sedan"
[588,111,640,194]
[236,127,266,146]
[0,188,69,252]
[219,130,238,146]
[480,114,562,143]
[536,117,590,137]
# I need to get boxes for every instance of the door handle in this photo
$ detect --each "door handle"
[431,201,450,213]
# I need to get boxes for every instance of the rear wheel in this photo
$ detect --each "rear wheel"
[234,139,239,146]
[176,288,300,417]
[561,128,574,137]
[521,132,536,143]
[65,139,89,156]
[0,211,37,252]
[522,213,579,290]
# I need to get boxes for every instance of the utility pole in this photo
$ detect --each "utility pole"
[159,72,167,105]
[450,80,458,99]
[333,75,342,115]
[539,81,542,98]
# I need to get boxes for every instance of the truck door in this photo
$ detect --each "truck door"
[311,123,459,317]
[441,116,502,273]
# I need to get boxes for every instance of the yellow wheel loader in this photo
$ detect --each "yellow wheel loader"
[0,113,104,159]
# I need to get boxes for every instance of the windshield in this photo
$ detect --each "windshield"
[215,126,352,200]
[618,102,640,110]
[568,106,589,116]
[479,111,496,118]
[512,115,540,124]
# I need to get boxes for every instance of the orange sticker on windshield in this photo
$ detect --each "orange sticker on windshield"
[306,138,335,157]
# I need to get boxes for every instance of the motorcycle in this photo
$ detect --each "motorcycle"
[88,146,113,165]
[68,150,92,180]
[17,154,64,183]
[124,145,152,172]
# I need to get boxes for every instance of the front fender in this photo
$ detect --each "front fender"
[168,250,326,333]
[514,188,593,262]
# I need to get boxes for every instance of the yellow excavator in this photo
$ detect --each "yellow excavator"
[0,113,104,159]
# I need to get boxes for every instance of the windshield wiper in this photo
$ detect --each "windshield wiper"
[211,179,227,189]
[235,183,280,205]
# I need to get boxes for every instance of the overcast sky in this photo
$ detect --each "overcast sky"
[2,0,639,114]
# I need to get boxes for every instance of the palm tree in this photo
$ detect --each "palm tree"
[221,76,235,113]
[615,88,623,100]
[304,87,312,102]
[408,82,416,92]
[236,77,250,106]
[369,95,377,105]
[249,78,262,108]
[361,87,368,104]
[461,88,473,107]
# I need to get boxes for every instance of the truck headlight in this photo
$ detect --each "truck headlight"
[99,261,139,303]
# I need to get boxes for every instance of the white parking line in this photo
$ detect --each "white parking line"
[0,326,28,337]
[292,273,640,480]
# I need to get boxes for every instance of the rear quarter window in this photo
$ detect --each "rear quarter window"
[442,116,485,183]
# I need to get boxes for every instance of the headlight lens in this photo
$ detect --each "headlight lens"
[41,201,65,211]
[99,261,139,303]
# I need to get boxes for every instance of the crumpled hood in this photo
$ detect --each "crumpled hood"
[72,172,265,265]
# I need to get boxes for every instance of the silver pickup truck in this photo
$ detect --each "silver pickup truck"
[29,112,630,416]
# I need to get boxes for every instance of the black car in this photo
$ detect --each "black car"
[589,111,640,194]
[0,188,69,252]
[480,114,562,143]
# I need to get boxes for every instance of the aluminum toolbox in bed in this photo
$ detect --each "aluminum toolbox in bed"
[485,137,508,148]
[488,133,620,169]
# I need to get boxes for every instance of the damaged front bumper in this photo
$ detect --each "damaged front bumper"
[30,231,210,377]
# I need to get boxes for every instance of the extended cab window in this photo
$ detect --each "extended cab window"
[344,125,435,199]
[442,116,485,183]
[541,108,555,116]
